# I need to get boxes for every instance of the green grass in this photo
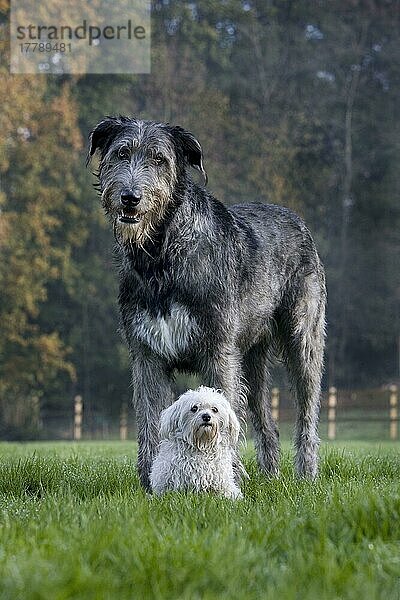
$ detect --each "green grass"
[0,441,399,599]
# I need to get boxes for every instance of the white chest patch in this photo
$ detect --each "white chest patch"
[132,303,197,360]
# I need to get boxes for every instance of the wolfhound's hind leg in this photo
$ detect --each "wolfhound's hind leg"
[279,270,326,479]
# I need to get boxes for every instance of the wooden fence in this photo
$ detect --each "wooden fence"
[2,386,398,442]
[69,384,399,442]
[269,384,399,441]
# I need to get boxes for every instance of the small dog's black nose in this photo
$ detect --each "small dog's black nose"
[202,413,211,422]
[120,189,142,206]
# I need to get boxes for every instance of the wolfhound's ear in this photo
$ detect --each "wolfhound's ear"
[169,126,208,185]
[86,116,123,166]
[159,401,182,440]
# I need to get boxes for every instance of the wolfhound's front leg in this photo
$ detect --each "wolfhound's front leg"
[244,339,280,476]
[132,355,174,490]
[201,344,246,424]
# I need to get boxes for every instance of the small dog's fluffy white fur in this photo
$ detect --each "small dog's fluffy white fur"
[150,386,243,499]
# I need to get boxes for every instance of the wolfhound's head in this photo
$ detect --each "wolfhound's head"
[87,117,207,246]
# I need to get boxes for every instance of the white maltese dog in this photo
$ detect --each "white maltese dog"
[150,386,243,499]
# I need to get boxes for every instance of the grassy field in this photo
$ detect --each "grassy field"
[0,441,399,599]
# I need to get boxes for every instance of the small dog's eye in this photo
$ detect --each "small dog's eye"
[118,146,130,160]
[212,406,218,413]
[190,405,198,413]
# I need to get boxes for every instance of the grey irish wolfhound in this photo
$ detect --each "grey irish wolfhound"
[87,116,326,490]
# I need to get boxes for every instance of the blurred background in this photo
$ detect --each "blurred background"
[0,0,399,441]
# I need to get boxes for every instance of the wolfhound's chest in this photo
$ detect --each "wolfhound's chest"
[131,303,198,359]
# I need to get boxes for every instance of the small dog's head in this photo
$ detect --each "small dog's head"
[159,387,240,451]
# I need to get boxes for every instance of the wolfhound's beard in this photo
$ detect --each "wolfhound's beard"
[113,211,163,247]
[103,186,173,247]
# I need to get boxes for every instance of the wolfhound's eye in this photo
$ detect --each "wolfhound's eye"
[118,146,130,160]
[154,153,165,165]
[190,405,198,413]
[212,406,218,413]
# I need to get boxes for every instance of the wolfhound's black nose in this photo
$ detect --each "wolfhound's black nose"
[120,189,142,206]
[202,413,211,422]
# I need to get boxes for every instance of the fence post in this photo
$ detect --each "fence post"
[74,395,83,440]
[120,403,128,441]
[389,384,398,441]
[32,395,41,429]
[271,387,279,422]
[328,386,337,440]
